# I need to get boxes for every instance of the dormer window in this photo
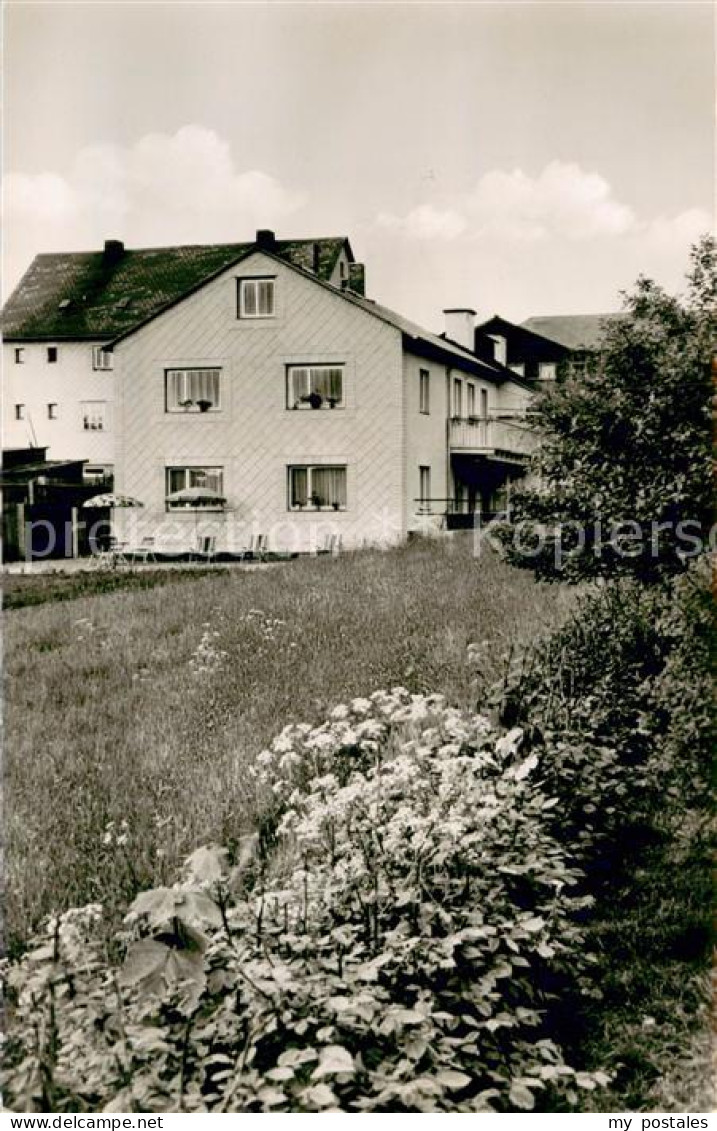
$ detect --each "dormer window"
[93,347,113,371]
[238,277,275,319]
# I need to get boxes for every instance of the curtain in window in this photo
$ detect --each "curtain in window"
[312,367,343,402]
[312,466,347,507]
[290,368,310,405]
[167,369,220,409]
[242,281,257,316]
[257,280,274,315]
[290,467,308,507]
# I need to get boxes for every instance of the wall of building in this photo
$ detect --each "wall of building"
[2,341,114,468]
[402,352,449,534]
[113,251,404,553]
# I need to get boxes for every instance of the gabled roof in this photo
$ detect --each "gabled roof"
[520,313,623,351]
[346,294,506,381]
[1,237,352,341]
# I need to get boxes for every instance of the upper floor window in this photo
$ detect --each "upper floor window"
[509,362,525,377]
[288,464,347,511]
[166,368,222,413]
[538,362,557,381]
[14,403,25,420]
[287,365,343,410]
[47,403,58,420]
[238,277,275,319]
[480,389,489,420]
[466,383,476,419]
[452,378,463,418]
[419,369,430,414]
[81,400,107,431]
[166,466,224,509]
[47,346,58,363]
[93,347,113,371]
[14,348,24,364]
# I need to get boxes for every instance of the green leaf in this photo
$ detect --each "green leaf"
[509,1082,535,1110]
[312,1045,356,1079]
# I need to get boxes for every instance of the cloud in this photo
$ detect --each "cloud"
[377,203,467,240]
[467,161,636,241]
[375,161,710,250]
[3,126,305,292]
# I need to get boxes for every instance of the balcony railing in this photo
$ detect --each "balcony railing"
[449,416,538,458]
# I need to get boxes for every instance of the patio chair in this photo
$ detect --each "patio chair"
[241,533,267,562]
[131,536,157,563]
[195,535,217,564]
[317,533,343,556]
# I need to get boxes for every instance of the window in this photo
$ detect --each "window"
[287,365,344,409]
[83,465,112,483]
[165,368,222,412]
[166,466,224,509]
[14,403,25,420]
[538,362,557,381]
[509,362,525,377]
[288,465,347,510]
[480,389,489,420]
[93,347,113,371]
[419,369,430,414]
[466,383,476,418]
[238,277,275,318]
[452,378,463,418]
[419,466,431,511]
[47,346,58,363]
[81,401,107,431]
[14,348,24,364]
[47,403,58,420]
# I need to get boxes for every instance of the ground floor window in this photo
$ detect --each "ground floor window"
[166,466,225,508]
[288,464,347,510]
[419,465,431,510]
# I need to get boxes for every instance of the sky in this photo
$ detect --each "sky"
[3,0,714,328]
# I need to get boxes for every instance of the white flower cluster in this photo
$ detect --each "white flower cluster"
[189,625,228,676]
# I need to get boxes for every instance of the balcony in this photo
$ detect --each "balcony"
[449,416,538,460]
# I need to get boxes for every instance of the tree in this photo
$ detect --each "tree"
[496,235,715,582]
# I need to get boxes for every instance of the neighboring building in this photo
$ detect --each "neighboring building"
[102,232,536,553]
[1,233,357,480]
[475,312,623,384]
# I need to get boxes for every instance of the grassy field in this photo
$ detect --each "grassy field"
[5,537,575,952]
[3,565,218,611]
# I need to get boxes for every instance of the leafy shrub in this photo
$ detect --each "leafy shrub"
[3,690,608,1113]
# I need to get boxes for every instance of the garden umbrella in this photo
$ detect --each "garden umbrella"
[82,493,144,550]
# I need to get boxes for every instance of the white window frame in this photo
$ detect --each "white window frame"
[419,369,430,414]
[165,368,222,413]
[92,347,114,371]
[80,400,108,432]
[452,378,463,418]
[287,365,344,410]
[538,362,557,381]
[288,464,348,511]
[238,276,276,319]
[165,466,225,510]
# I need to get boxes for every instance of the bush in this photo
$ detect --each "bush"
[3,690,608,1113]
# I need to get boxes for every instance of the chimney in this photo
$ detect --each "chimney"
[103,239,125,265]
[443,308,476,351]
[347,262,366,297]
[256,229,276,250]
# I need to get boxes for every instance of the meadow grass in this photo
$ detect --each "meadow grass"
[5,536,574,952]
